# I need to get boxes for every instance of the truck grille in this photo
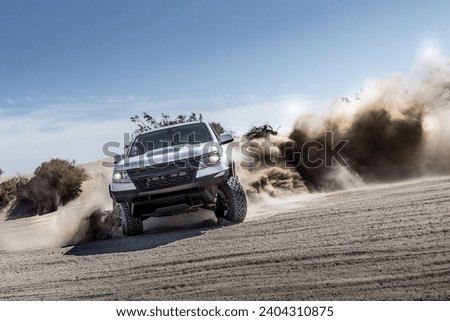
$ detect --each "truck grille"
[134,171,193,191]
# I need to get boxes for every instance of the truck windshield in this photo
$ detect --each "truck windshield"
[130,123,213,156]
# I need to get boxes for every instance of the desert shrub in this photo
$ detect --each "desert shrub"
[14,159,89,216]
[244,124,280,140]
[210,122,225,135]
[130,112,231,135]
[131,112,204,132]
[0,176,29,211]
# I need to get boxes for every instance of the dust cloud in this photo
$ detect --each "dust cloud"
[235,135,310,199]
[0,162,119,252]
[283,52,450,191]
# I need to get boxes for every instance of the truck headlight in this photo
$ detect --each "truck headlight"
[207,153,221,164]
[113,171,132,183]
[199,152,221,168]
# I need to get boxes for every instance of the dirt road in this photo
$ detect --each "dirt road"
[0,176,449,300]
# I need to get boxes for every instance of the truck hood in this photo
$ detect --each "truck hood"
[115,143,219,170]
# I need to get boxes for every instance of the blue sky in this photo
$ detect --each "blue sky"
[1,0,450,174]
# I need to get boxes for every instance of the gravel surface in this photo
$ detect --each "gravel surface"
[0,176,449,300]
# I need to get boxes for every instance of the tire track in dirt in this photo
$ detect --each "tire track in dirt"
[0,176,449,300]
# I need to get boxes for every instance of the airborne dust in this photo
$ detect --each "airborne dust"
[239,50,450,193]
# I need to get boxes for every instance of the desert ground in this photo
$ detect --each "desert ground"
[0,167,448,300]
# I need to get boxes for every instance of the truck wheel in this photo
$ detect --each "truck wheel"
[215,177,247,223]
[116,202,143,236]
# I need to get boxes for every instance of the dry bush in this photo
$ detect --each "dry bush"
[210,122,225,135]
[0,176,29,211]
[131,112,204,132]
[11,159,89,217]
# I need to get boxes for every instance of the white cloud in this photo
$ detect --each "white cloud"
[0,94,326,175]
[0,112,134,175]
[202,95,330,135]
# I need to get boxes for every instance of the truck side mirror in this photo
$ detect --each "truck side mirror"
[114,154,124,164]
[219,133,234,145]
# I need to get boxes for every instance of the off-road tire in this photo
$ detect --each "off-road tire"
[215,177,247,223]
[116,202,143,236]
